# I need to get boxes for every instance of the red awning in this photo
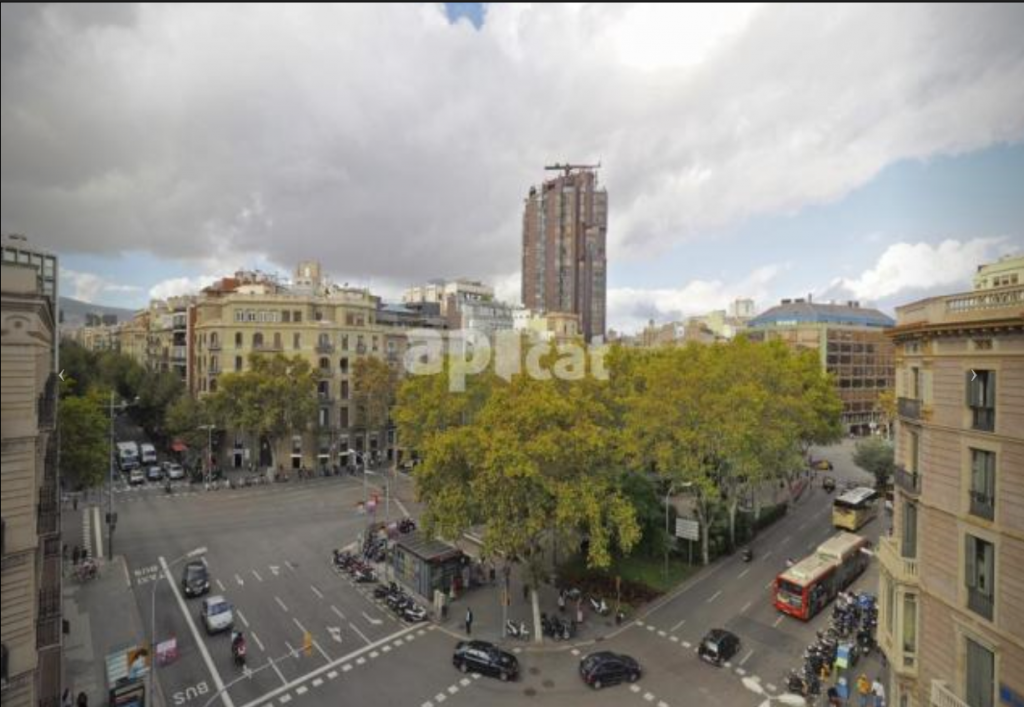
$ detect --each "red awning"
[171,440,188,452]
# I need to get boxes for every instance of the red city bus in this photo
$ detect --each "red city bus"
[774,532,870,621]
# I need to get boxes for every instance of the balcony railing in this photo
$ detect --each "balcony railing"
[36,615,61,650]
[897,397,922,421]
[38,588,61,620]
[879,536,918,584]
[252,342,283,353]
[316,341,335,354]
[37,485,59,536]
[971,407,995,433]
[208,340,222,351]
[37,372,58,430]
[967,586,994,621]
[317,368,333,380]
[894,466,921,496]
[969,490,995,521]
[931,680,969,707]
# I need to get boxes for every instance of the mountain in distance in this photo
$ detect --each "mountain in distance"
[59,296,137,328]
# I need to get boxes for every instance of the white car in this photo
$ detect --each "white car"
[167,463,185,480]
[200,595,234,634]
[129,468,146,486]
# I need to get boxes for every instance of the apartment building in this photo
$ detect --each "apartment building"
[1,246,62,707]
[747,297,896,435]
[878,260,1024,707]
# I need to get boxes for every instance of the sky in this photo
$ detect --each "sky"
[2,3,1023,333]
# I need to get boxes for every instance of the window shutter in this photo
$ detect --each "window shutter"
[985,371,996,409]
[966,370,976,406]
[979,541,993,596]
[965,535,977,589]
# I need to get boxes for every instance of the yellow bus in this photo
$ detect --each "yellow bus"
[832,486,879,531]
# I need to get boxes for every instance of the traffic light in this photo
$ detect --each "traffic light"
[303,631,313,657]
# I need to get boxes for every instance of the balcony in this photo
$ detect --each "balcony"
[37,485,59,536]
[252,342,283,353]
[931,680,969,707]
[208,340,222,351]
[317,394,335,405]
[37,372,57,430]
[967,586,994,621]
[879,536,918,585]
[898,397,922,421]
[971,406,995,433]
[36,615,61,650]
[316,341,335,354]
[356,344,368,355]
[894,465,921,496]
[38,587,61,620]
[317,368,333,380]
[895,284,1023,329]
[969,490,995,521]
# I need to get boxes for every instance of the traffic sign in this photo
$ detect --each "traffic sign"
[674,517,699,541]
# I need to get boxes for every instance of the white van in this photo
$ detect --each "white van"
[140,443,157,465]
[117,441,139,470]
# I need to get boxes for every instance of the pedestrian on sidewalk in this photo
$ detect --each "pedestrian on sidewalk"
[465,607,473,636]
[872,677,886,707]
[557,590,566,613]
[576,599,584,625]
[489,563,496,586]
[72,494,78,512]
[522,582,530,603]
[61,688,72,707]
[76,692,88,707]
[72,545,81,566]
[857,673,872,707]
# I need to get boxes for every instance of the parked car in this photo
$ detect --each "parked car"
[129,468,146,486]
[146,466,164,482]
[200,595,233,634]
[181,560,210,598]
[579,651,641,689]
[167,463,186,480]
[452,641,519,682]
[822,476,837,493]
[698,628,741,666]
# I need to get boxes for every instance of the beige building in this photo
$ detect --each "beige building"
[191,265,400,470]
[1,249,62,707]
[973,253,1023,292]
[878,266,1024,707]
[513,309,581,344]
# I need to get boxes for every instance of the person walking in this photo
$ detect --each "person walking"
[464,607,473,636]
[76,692,89,707]
[61,688,72,707]
[872,677,887,707]
[522,582,530,602]
[72,494,79,512]
[557,590,566,613]
[72,545,81,567]
[857,673,872,707]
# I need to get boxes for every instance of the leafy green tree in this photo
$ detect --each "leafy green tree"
[877,390,897,440]
[352,357,398,462]
[59,389,109,489]
[853,436,895,490]
[207,353,317,470]
[165,394,213,466]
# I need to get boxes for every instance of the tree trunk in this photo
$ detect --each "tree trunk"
[753,487,763,523]
[727,497,738,551]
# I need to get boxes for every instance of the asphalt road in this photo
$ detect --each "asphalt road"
[102,440,882,707]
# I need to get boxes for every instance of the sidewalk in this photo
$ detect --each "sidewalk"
[62,502,150,707]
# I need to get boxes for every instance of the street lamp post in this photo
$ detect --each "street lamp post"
[151,546,206,707]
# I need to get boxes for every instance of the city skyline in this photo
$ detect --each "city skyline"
[2,5,1022,334]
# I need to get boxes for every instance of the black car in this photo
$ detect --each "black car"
[452,641,519,682]
[698,628,740,666]
[579,651,641,689]
[181,560,210,598]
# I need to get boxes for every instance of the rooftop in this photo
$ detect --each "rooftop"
[748,299,894,329]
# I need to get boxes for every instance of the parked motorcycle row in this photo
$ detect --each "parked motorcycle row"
[374,581,428,622]
[540,613,576,641]
[786,591,878,698]
[331,538,428,624]
[332,550,379,583]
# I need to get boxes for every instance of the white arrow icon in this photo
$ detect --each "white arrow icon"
[235,574,244,586]
[58,369,65,382]
[269,565,280,576]
[971,370,977,381]
[327,626,342,643]
[243,667,253,680]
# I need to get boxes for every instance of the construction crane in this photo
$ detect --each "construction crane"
[544,162,601,177]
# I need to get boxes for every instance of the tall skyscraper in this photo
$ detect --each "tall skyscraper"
[521,165,607,342]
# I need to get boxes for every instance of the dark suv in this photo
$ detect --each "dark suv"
[698,628,740,666]
[181,560,210,598]
[579,651,641,689]
[452,641,519,682]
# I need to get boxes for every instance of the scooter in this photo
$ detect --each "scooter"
[588,595,610,616]
[741,547,754,562]
[505,619,529,640]
[400,602,427,622]
[231,632,247,667]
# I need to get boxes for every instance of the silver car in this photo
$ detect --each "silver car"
[167,463,185,480]
[200,595,234,634]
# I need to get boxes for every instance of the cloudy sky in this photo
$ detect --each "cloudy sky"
[3,3,1023,332]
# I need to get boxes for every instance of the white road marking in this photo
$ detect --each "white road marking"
[331,605,346,621]
[766,683,778,692]
[311,585,324,600]
[278,695,290,705]
[395,498,410,517]
[362,611,383,626]
[393,638,404,646]
[236,609,250,628]
[658,630,667,637]
[671,618,687,632]
[644,692,655,702]
[435,694,446,703]
[285,560,297,571]
[350,622,372,645]
[571,648,580,656]
[275,596,289,612]
[765,581,774,590]
[762,550,774,561]
[738,567,751,579]
[740,649,754,666]
[658,702,668,707]
[92,506,104,559]
[311,679,323,688]
[423,703,433,707]
[647,624,656,632]
[382,645,392,653]
[459,678,471,688]
[736,667,747,676]
[251,631,265,652]
[216,579,226,592]
[670,635,679,642]
[295,686,307,696]
[447,685,459,695]
[369,651,379,659]
[292,617,308,634]
[159,556,234,707]
[706,590,722,603]
[327,671,338,679]
[630,685,641,693]
[355,657,365,666]
[252,570,263,582]
[682,641,691,648]
[342,664,353,672]
[773,615,784,628]
[235,573,244,586]
[725,662,732,668]
[741,601,753,614]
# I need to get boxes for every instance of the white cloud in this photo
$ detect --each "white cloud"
[148,276,218,301]
[833,238,1013,301]
[2,3,1022,288]
[61,268,141,303]
[608,264,784,333]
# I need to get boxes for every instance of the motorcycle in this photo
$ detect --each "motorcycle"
[74,558,98,583]
[741,547,754,562]
[231,631,247,667]
[353,565,377,583]
[399,601,427,622]
[588,595,610,616]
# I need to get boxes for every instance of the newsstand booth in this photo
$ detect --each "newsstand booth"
[389,532,465,601]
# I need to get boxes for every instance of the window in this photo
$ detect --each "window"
[967,370,996,432]
[965,534,995,620]
[235,332,243,348]
[372,336,379,352]
[902,593,917,664]
[282,310,291,323]
[342,335,349,351]
[253,332,264,349]
[273,332,282,350]
[911,367,920,399]
[884,575,895,634]
[293,310,302,323]
[341,380,349,399]
[970,449,995,521]
[901,501,918,559]
[340,407,349,428]
[235,356,242,372]
[319,357,330,372]
[318,381,330,398]
[318,408,329,427]
[909,430,920,473]
[965,638,994,707]
[294,333,301,350]
[339,357,349,375]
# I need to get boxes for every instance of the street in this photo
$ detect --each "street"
[65,441,885,707]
